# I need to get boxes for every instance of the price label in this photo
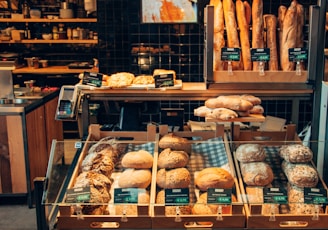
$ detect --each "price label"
[114,188,140,204]
[207,188,232,204]
[289,48,308,62]
[304,187,328,204]
[66,186,91,203]
[263,187,288,204]
[165,188,190,206]
[154,73,174,88]
[82,71,103,87]
[251,48,270,62]
[221,47,241,61]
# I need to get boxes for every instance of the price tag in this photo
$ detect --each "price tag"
[304,187,328,204]
[263,187,288,204]
[251,48,270,62]
[82,71,103,87]
[114,188,140,204]
[66,186,91,203]
[207,188,232,204]
[154,73,174,88]
[221,47,241,61]
[289,48,308,62]
[165,188,190,206]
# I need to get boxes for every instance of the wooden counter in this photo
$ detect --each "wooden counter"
[13,66,98,75]
[79,82,314,136]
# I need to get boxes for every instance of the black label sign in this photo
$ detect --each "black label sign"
[221,47,241,61]
[82,71,103,87]
[289,48,308,62]
[66,186,91,203]
[114,188,140,204]
[251,48,270,62]
[263,187,288,204]
[207,188,232,204]
[304,187,328,204]
[154,73,174,88]
[165,188,190,206]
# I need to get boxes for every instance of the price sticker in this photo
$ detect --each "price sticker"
[304,187,328,204]
[263,187,288,204]
[221,47,241,61]
[251,48,270,62]
[114,188,140,204]
[165,188,190,206]
[289,48,308,62]
[207,188,232,204]
[82,71,103,87]
[154,73,174,88]
[66,186,91,203]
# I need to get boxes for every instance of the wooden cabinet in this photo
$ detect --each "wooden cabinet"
[0,96,63,206]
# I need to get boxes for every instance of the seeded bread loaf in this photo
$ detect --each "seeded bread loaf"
[156,167,191,189]
[157,148,189,169]
[279,144,313,163]
[282,161,318,188]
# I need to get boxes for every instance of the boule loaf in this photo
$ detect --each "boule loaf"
[282,161,318,188]
[121,150,153,169]
[195,167,234,191]
[279,144,313,163]
[159,133,189,151]
[118,168,152,188]
[156,167,191,189]
[235,143,266,163]
[240,162,274,186]
[157,148,189,169]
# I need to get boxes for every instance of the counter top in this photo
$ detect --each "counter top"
[13,66,99,75]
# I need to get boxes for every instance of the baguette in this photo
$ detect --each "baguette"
[296,3,305,70]
[223,0,242,70]
[278,5,287,70]
[264,14,279,71]
[251,0,264,71]
[236,0,252,70]
[280,1,297,71]
[244,1,251,26]
[205,95,254,111]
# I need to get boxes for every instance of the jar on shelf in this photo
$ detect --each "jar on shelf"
[52,26,59,40]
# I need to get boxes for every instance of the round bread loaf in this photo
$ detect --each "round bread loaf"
[156,168,191,189]
[240,162,274,186]
[156,189,192,215]
[157,148,189,169]
[235,144,266,163]
[159,133,189,151]
[279,144,313,163]
[118,168,152,188]
[195,167,235,191]
[121,150,153,169]
[282,161,318,188]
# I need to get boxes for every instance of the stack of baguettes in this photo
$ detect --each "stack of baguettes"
[210,0,305,71]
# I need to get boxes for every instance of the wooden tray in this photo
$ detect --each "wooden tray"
[56,124,157,229]
[150,125,246,229]
[232,125,328,229]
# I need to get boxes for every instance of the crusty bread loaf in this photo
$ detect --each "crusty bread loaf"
[156,189,192,215]
[194,106,213,117]
[118,168,152,188]
[235,144,266,163]
[249,105,264,114]
[195,167,234,191]
[206,108,238,120]
[251,0,264,71]
[244,0,251,26]
[81,151,115,177]
[280,1,297,71]
[205,95,254,111]
[223,0,242,70]
[132,75,154,85]
[121,150,153,169]
[264,14,279,71]
[279,144,313,163]
[156,168,191,189]
[240,162,274,186]
[108,72,135,88]
[157,148,189,169]
[296,3,305,70]
[159,133,189,152]
[240,94,262,105]
[282,161,318,188]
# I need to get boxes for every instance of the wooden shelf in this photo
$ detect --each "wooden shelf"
[0,18,97,23]
[0,39,97,44]
[13,66,99,75]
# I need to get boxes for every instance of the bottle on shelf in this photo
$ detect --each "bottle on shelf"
[24,23,31,39]
[22,0,30,18]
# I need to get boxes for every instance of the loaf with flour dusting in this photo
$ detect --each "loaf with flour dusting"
[240,162,273,186]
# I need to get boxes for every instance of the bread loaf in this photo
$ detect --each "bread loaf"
[157,148,189,169]
[240,94,261,105]
[251,0,264,71]
[223,0,242,70]
[279,144,313,163]
[159,133,189,152]
[206,108,238,120]
[249,105,264,114]
[205,95,254,111]
[118,168,152,188]
[240,162,274,186]
[280,1,297,71]
[81,151,115,177]
[156,167,191,189]
[282,161,318,188]
[108,72,135,88]
[264,14,279,71]
[235,144,266,163]
[236,0,252,70]
[296,3,305,70]
[195,167,234,191]
[244,1,251,26]
[194,106,213,117]
[121,150,153,169]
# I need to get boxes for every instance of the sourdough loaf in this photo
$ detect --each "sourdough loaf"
[121,150,153,169]
[235,143,266,163]
[240,162,274,186]
[159,133,189,151]
[195,167,234,191]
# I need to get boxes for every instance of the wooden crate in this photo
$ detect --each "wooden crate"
[56,124,157,229]
[151,125,246,229]
[232,125,328,229]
